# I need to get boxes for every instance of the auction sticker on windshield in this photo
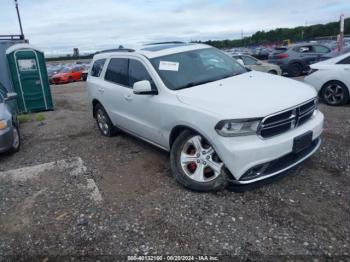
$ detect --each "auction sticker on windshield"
[159,61,179,71]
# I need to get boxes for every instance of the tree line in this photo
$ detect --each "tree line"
[196,17,350,48]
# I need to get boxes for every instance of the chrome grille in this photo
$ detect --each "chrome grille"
[259,99,317,138]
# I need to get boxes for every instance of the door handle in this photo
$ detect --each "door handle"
[124,94,133,101]
[344,68,350,71]
[98,87,104,93]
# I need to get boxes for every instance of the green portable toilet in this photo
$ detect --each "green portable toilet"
[6,44,53,113]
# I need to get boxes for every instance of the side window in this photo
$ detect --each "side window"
[294,46,312,53]
[105,58,129,86]
[128,60,155,89]
[337,56,350,64]
[242,56,257,65]
[313,45,330,54]
[91,59,106,77]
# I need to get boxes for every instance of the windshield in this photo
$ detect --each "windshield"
[150,48,248,90]
[61,67,71,73]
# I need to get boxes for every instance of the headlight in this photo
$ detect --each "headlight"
[215,119,261,137]
[0,120,8,130]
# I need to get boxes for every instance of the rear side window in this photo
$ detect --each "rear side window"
[313,45,330,54]
[105,58,129,86]
[129,60,155,88]
[337,56,350,64]
[91,59,106,77]
[242,56,257,65]
[294,46,312,53]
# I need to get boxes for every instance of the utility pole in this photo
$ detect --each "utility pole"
[14,0,24,39]
[338,14,344,52]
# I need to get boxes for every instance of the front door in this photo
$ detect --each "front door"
[15,50,47,112]
[102,57,162,145]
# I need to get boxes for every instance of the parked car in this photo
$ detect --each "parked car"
[318,46,350,62]
[0,82,20,154]
[81,69,88,81]
[81,64,90,81]
[252,47,271,60]
[87,43,324,191]
[305,52,350,106]
[268,43,331,77]
[47,66,64,83]
[50,65,84,84]
[233,54,282,75]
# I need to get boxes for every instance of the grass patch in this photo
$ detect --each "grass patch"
[17,114,32,123]
[35,113,46,122]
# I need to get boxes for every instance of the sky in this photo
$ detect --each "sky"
[0,0,349,55]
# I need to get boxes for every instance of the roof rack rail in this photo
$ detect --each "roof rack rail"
[95,47,135,55]
[0,34,25,41]
[144,41,186,46]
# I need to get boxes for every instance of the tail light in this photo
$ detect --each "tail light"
[277,53,289,59]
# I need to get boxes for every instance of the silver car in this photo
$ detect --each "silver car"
[0,83,20,154]
[233,54,282,75]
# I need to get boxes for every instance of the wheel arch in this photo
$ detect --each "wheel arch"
[320,79,350,105]
[169,125,200,149]
[321,79,349,94]
[92,99,103,118]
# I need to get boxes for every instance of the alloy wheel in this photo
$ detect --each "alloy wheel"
[180,135,223,182]
[324,84,345,105]
[96,109,109,135]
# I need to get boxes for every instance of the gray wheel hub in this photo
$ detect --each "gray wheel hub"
[324,84,344,105]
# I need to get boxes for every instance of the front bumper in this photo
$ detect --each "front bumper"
[0,126,14,153]
[214,111,324,184]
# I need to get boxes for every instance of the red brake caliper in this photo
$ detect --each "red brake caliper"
[187,162,197,173]
[187,147,197,173]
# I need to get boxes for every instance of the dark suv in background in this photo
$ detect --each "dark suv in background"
[268,43,331,76]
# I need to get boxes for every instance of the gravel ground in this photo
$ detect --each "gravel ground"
[0,81,349,260]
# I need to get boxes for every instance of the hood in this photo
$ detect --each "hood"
[176,71,316,119]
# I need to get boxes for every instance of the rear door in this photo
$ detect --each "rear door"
[336,55,350,87]
[15,50,47,111]
[294,45,317,66]
[101,58,129,126]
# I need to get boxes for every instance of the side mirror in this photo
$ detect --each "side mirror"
[133,80,158,95]
[4,92,17,102]
[236,59,244,66]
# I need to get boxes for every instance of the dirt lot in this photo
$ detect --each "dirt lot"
[0,81,349,260]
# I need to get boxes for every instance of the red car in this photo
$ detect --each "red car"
[50,66,84,84]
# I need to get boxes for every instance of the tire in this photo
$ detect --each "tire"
[68,76,73,83]
[170,130,229,192]
[288,63,303,77]
[94,104,117,137]
[6,125,20,155]
[268,70,277,75]
[321,81,349,106]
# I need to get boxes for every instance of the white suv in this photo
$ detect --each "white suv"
[87,42,324,191]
